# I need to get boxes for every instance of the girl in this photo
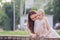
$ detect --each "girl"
[34,9,59,38]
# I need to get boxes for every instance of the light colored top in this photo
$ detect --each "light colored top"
[34,17,48,36]
[34,17,59,38]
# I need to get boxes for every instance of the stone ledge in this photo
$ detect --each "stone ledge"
[0,36,59,40]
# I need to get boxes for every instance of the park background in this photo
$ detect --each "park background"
[0,0,60,36]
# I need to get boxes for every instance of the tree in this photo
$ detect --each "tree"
[15,0,20,25]
[3,3,13,30]
[52,0,60,25]
[3,0,21,30]
[0,9,10,30]
[45,0,60,25]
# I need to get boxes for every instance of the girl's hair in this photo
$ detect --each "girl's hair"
[28,10,36,33]
[37,9,45,15]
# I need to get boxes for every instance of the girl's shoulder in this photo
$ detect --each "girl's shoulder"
[43,16,48,20]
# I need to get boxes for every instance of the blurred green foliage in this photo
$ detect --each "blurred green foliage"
[0,0,60,30]
[0,0,20,30]
[0,9,10,30]
[3,3,13,30]
[15,0,20,25]
[45,0,60,25]
[31,6,39,11]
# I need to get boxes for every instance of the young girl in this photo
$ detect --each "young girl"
[34,9,60,38]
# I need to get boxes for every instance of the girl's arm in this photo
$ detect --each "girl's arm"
[44,17,51,36]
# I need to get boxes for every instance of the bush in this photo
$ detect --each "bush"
[0,9,11,30]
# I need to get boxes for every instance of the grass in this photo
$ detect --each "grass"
[0,30,59,36]
[0,30,29,36]
[56,30,60,35]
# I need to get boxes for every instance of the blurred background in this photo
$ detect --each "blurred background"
[0,0,60,31]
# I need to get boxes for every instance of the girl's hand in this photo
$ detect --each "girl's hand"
[43,35,46,37]
[40,35,46,38]
[31,33,37,38]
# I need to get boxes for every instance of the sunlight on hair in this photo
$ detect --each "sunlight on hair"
[37,9,45,15]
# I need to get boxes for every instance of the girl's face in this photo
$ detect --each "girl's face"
[38,11,44,19]
[30,14,38,21]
